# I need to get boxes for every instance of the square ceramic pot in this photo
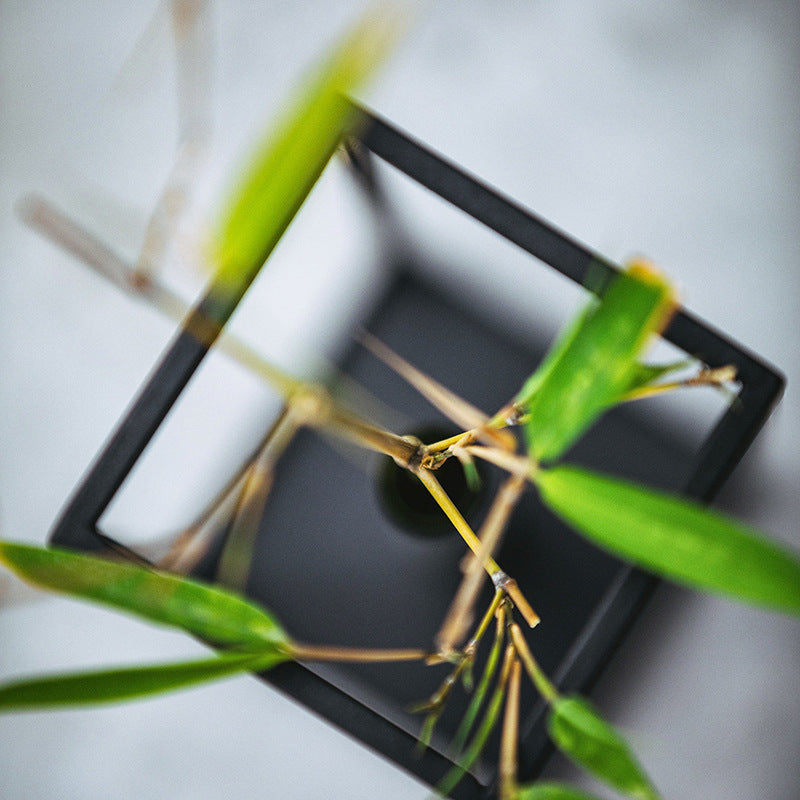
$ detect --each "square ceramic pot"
[50,106,784,798]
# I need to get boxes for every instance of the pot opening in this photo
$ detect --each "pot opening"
[376,424,488,537]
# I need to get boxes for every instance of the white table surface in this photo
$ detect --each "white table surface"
[1,2,798,799]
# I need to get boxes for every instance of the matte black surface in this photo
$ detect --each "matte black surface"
[49,106,784,798]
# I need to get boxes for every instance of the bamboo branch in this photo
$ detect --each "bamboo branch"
[360,330,515,452]
[499,657,521,800]
[510,623,558,704]
[290,643,429,663]
[436,473,530,653]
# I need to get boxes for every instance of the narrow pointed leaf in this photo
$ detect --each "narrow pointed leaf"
[212,9,399,298]
[521,263,675,462]
[0,650,288,712]
[0,542,290,649]
[548,696,661,800]
[514,302,593,410]
[516,782,606,800]
[622,358,694,397]
[534,467,800,614]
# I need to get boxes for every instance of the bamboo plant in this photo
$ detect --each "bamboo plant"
[3,9,800,800]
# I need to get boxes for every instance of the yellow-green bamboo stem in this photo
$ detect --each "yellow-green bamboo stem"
[510,623,558,704]
[290,643,429,663]
[620,364,738,402]
[412,468,501,572]
[499,657,521,800]
[437,473,530,652]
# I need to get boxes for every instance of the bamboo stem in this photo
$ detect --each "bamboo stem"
[495,575,539,629]
[215,404,304,589]
[360,331,515,452]
[290,643,429,663]
[19,195,302,397]
[620,364,738,402]
[510,624,558,704]
[324,407,420,464]
[499,657,521,800]
[412,468,500,573]
[467,589,505,651]
[436,473,529,652]
[465,445,536,479]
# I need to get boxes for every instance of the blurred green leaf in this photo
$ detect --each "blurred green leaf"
[417,707,441,751]
[622,358,693,398]
[516,781,605,800]
[534,466,800,614]
[212,8,399,298]
[514,302,592,411]
[0,542,291,649]
[520,263,675,462]
[0,650,288,712]
[548,696,661,800]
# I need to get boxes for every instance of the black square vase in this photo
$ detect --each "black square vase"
[50,106,784,799]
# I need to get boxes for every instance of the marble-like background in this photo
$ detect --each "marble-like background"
[1,2,798,798]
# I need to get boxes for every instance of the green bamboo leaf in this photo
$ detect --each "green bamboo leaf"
[0,542,291,649]
[521,263,675,462]
[548,696,661,800]
[516,781,605,800]
[211,8,400,298]
[0,650,288,712]
[514,302,593,411]
[622,358,693,397]
[534,466,800,614]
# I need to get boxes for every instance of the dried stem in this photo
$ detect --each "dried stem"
[19,195,301,397]
[215,403,304,589]
[21,196,430,472]
[290,643,429,663]
[132,0,211,284]
[359,331,485,429]
[360,330,515,452]
[435,643,517,799]
[465,445,536,479]
[155,435,275,572]
[324,406,421,465]
[494,574,539,630]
